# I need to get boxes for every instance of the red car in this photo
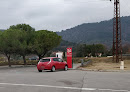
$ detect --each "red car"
[37,57,68,72]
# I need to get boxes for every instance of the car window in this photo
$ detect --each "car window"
[40,59,50,62]
[57,58,63,62]
[53,58,58,61]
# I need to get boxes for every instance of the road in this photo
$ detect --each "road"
[0,66,130,92]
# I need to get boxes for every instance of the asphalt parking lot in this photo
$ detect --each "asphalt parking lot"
[0,66,130,92]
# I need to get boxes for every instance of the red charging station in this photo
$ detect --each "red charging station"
[67,47,72,68]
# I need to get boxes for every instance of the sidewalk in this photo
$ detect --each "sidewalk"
[72,63,81,69]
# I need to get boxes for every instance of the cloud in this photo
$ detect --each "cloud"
[0,0,130,31]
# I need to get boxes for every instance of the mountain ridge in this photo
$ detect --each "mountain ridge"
[57,16,130,46]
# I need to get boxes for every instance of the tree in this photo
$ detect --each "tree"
[76,44,87,57]
[95,44,105,53]
[122,44,130,54]
[9,24,35,32]
[31,30,61,59]
[85,45,92,56]
[9,24,35,65]
[0,29,22,67]
[75,44,106,57]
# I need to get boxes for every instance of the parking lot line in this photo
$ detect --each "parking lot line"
[98,89,130,92]
[0,82,129,92]
[0,83,95,91]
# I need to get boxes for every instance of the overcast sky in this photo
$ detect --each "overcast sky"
[0,0,130,32]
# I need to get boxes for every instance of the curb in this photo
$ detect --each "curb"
[0,65,36,69]
[77,67,130,72]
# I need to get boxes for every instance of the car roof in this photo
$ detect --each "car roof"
[41,57,58,59]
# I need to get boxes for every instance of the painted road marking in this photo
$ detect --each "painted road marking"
[0,83,95,91]
[0,83,130,92]
[98,89,130,92]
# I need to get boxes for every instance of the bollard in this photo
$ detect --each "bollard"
[120,61,124,70]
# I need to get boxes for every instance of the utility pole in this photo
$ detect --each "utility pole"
[113,0,123,63]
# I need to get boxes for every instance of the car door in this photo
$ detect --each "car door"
[57,58,64,69]
[53,58,60,69]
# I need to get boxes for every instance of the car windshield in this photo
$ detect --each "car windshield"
[39,59,50,62]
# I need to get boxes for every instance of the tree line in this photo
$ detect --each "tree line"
[0,24,61,67]
[52,40,112,57]
[75,44,108,57]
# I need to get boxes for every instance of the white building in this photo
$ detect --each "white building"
[56,52,63,59]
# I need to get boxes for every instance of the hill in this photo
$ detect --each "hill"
[0,29,5,32]
[53,40,77,52]
[57,16,130,47]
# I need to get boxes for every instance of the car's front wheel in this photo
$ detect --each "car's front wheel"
[51,66,55,72]
[64,65,68,71]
